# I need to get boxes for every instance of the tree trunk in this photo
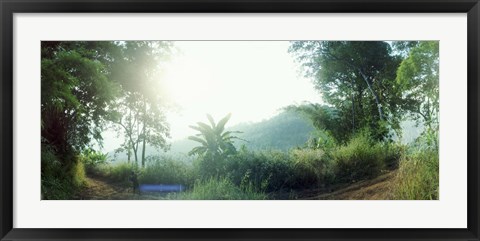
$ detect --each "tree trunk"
[350,78,356,131]
[358,70,384,121]
[141,134,146,168]
[141,100,147,168]
[133,144,138,166]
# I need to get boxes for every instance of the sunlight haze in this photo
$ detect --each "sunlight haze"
[101,41,322,152]
[162,41,322,140]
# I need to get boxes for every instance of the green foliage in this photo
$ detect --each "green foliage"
[225,148,335,192]
[41,144,87,199]
[81,148,108,168]
[232,110,316,151]
[41,144,63,180]
[90,162,137,186]
[70,160,86,187]
[285,103,347,143]
[225,149,292,192]
[332,132,402,183]
[176,177,267,200]
[139,156,195,188]
[289,41,405,141]
[393,150,439,200]
[41,145,71,199]
[411,127,439,152]
[305,130,337,152]
[41,41,175,198]
[290,149,334,188]
[86,155,195,188]
[380,142,405,170]
[396,41,439,132]
[42,41,119,156]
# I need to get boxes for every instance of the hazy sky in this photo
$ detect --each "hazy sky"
[100,41,322,152]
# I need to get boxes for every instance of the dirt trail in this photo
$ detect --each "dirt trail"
[301,171,396,200]
[74,174,165,200]
[76,171,396,200]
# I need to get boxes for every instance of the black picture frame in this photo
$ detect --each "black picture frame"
[1,0,479,240]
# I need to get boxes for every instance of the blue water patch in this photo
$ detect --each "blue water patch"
[139,184,185,193]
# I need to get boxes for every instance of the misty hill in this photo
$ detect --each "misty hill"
[169,110,316,154]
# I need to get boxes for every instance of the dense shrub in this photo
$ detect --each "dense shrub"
[107,162,136,184]
[41,144,87,199]
[393,150,439,200]
[81,148,108,171]
[225,149,292,192]
[41,144,63,180]
[332,133,401,183]
[86,156,195,188]
[193,155,229,180]
[175,177,267,200]
[140,156,195,188]
[289,148,334,188]
[224,148,335,192]
[379,142,404,170]
[86,161,137,186]
[305,130,337,152]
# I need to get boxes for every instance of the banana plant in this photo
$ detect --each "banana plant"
[188,113,242,158]
[188,113,244,176]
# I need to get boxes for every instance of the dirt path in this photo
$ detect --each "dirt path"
[74,175,132,200]
[76,171,397,200]
[74,175,168,200]
[301,171,396,200]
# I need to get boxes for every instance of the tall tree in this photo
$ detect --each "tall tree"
[396,41,439,132]
[109,41,174,167]
[41,41,119,160]
[289,41,403,141]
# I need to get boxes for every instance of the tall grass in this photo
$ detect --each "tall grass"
[225,149,292,192]
[107,162,136,184]
[331,133,402,183]
[140,156,194,188]
[289,148,334,188]
[393,150,439,200]
[175,177,267,200]
[224,148,336,192]
[332,134,385,183]
[70,160,86,187]
[86,156,195,188]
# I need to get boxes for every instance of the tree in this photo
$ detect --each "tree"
[396,41,439,149]
[289,41,403,141]
[188,113,241,176]
[284,103,347,143]
[396,41,439,131]
[109,41,174,168]
[41,41,119,160]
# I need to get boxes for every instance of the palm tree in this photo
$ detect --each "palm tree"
[188,113,241,176]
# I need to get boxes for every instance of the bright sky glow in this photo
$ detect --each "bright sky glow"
[101,41,322,152]
[162,41,322,140]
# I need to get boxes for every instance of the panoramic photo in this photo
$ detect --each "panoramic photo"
[41,41,439,200]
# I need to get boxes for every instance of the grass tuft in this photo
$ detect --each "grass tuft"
[393,150,439,200]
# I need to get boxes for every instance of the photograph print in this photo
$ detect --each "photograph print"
[41,41,439,200]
